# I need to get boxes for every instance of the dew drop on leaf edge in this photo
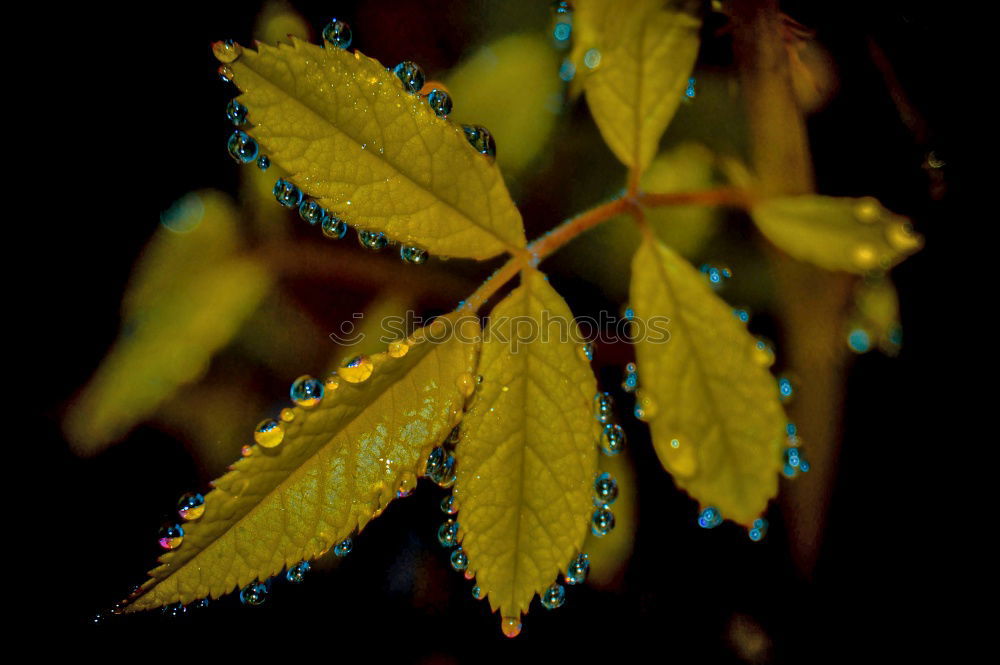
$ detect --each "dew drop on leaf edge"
[322,18,352,49]
[177,492,205,521]
[289,375,324,408]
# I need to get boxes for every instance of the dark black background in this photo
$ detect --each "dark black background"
[31,1,960,660]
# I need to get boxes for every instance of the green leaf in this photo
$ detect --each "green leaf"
[64,191,272,455]
[581,0,701,172]
[125,314,481,611]
[455,269,599,629]
[630,237,786,525]
[751,195,923,273]
[225,39,526,259]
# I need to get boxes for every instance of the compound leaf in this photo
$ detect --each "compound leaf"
[751,195,923,273]
[456,269,599,624]
[64,191,272,455]
[582,1,701,173]
[125,313,480,611]
[630,237,785,525]
[226,38,526,259]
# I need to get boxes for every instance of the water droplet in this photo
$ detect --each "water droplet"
[227,130,259,164]
[190,598,210,610]
[848,327,873,353]
[254,418,284,448]
[440,494,457,515]
[339,355,374,383]
[733,308,750,323]
[429,451,457,488]
[425,447,445,477]
[324,373,341,391]
[854,197,881,224]
[257,155,270,171]
[472,585,484,600]
[438,519,460,547]
[388,340,409,358]
[553,1,573,13]
[777,376,793,402]
[700,263,732,287]
[591,508,615,536]
[241,444,253,457]
[446,425,461,446]
[397,471,417,498]
[541,583,566,610]
[213,39,242,64]
[240,581,268,606]
[593,472,618,506]
[280,408,295,423]
[559,58,576,82]
[226,99,248,126]
[334,537,353,557]
[358,229,388,250]
[553,20,572,42]
[177,492,205,521]
[218,65,234,83]
[427,88,452,117]
[753,339,775,367]
[600,423,625,456]
[322,18,352,49]
[633,390,658,421]
[450,546,468,571]
[158,524,185,550]
[462,125,496,160]
[286,561,311,583]
[584,48,602,69]
[400,244,428,264]
[501,616,522,638]
[393,61,425,93]
[162,602,186,618]
[298,200,324,225]
[290,375,324,408]
[321,212,348,239]
[685,77,696,98]
[748,518,768,542]
[579,342,594,362]
[565,553,589,585]
[621,362,638,393]
[273,179,303,208]
[593,392,614,424]
[663,436,698,477]
[698,506,723,529]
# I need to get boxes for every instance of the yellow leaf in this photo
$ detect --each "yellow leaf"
[630,237,786,525]
[254,0,312,45]
[226,39,526,259]
[566,0,616,98]
[445,33,561,178]
[455,269,599,624]
[64,191,272,455]
[582,1,701,172]
[751,195,923,274]
[848,276,902,355]
[125,313,481,611]
[582,451,637,589]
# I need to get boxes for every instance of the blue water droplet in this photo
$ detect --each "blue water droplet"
[580,342,594,361]
[190,598,210,610]
[358,229,389,251]
[158,524,185,550]
[393,61,425,93]
[427,88,452,117]
[273,179,303,208]
[256,155,270,171]
[565,553,589,585]
[786,422,797,437]
[600,423,625,456]
[621,362,638,393]
[591,507,615,536]
[733,308,750,323]
[541,583,566,610]
[218,65,234,83]
[698,506,723,529]
[799,460,810,472]
[462,125,496,160]
[430,451,457,488]
[162,602,186,617]
[553,21,572,42]
[227,130,259,164]
[334,537,353,557]
[321,212,348,239]
[177,492,205,521]
[286,561,311,584]
[594,392,614,424]
[425,447,445,478]
[748,518,768,542]
[240,581,269,606]
[226,99,249,126]
[400,245,428,264]
[848,328,871,353]
[450,546,468,571]
[322,18,352,49]
[298,200,324,226]
[594,472,618,506]
[685,77,696,98]
[438,519,460,548]
[472,585,484,600]
[559,59,576,82]
[441,494,457,515]
[290,375,324,408]
[778,377,793,401]
[553,1,573,13]
[700,263,732,287]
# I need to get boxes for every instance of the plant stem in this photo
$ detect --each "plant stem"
[639,187,753,209]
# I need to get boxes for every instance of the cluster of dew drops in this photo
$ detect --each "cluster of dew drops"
[214,17,500,268]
